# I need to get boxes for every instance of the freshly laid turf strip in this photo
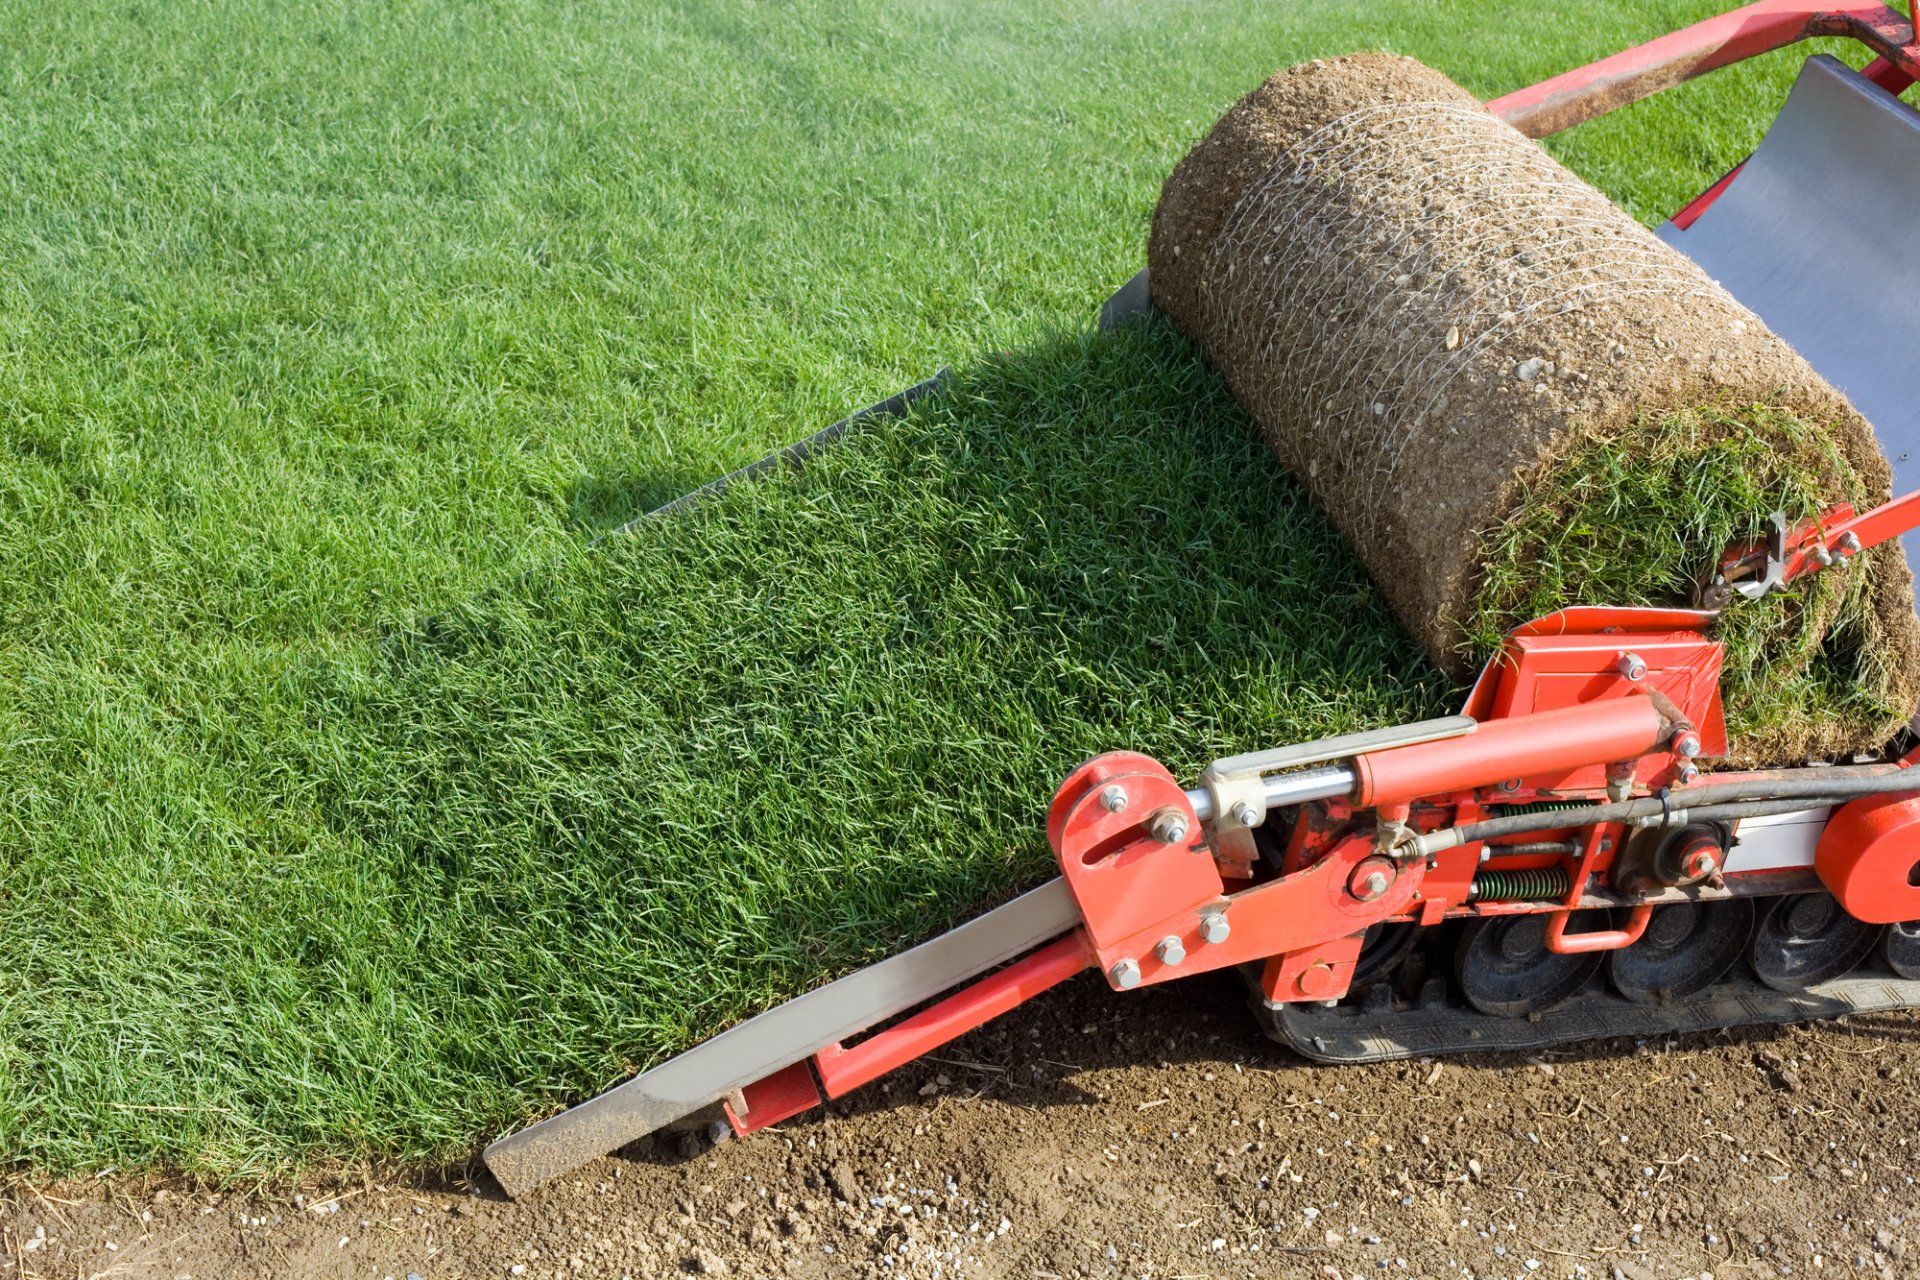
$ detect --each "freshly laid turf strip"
[0,327,1443,1174]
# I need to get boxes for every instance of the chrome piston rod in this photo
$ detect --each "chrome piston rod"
[1184,764,1357,824]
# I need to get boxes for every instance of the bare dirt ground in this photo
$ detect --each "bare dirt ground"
[5,973,1917,1280]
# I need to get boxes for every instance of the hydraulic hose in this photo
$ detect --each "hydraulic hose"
[1410,765,1916,858]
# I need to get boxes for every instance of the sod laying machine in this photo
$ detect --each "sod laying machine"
[486,0,1920,1197]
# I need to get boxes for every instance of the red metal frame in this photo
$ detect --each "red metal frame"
[812,935,1088,1099]
[710,2,1920,1133]
[1485,1,1918,140]
[1049,621,1713,995]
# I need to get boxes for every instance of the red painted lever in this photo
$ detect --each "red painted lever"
[1545,902,1653,954]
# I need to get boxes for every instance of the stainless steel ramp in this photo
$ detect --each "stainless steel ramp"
[1658,53,1920,578]
[481,879,1081,1199]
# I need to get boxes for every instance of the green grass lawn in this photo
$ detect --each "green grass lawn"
[0,0,1891,1175]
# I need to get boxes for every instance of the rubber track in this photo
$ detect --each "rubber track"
[1256,967,1920,1063]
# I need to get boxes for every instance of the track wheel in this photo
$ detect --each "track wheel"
[1750,892,1881,991]
[1454,912,1608,1018]
[1350,920,1420,993]
[1883,921,1920,980]
[1608,899,1754,1005]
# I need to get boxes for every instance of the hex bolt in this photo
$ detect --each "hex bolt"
[1229,800,1261,829]
[1357,870,1391,901]
[1683,845,1720,881]
[1098,784,1129,814]
[1199,912,1231,944]
[1109,958,1142,990]
[1673,731,1702,759]
[1149,809,1191,846]
[1155,935,1187,966]
[1838,531,1863,555]
[1812,543,1835,567]
[1617,651,1648,683]
[1676,762,1701,785]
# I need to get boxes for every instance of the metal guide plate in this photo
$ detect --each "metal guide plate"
[483,878,1081,1198]
[1658,54,1920,581]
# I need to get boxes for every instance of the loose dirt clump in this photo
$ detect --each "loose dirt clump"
[1147,53,1920,762]
[7,977,1917,1279]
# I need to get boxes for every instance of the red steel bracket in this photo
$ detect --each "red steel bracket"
[725,1061,823,1137]
[813,934,1089,1099]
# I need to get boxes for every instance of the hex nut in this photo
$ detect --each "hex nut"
[1229,800,1261,829]
[1098,784,1129,814]
[1149,809,1190,846]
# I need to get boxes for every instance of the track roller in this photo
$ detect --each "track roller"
[1454,911,1609,1017]
[1351,920,1420,992]
[1750,892,1881,991]
[1608,899,1754,1005]
[1883,920,1920,979]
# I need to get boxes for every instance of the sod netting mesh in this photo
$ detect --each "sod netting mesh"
[1148,53,1920,763]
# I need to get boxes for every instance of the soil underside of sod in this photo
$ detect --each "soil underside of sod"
[1142,53,1920,765]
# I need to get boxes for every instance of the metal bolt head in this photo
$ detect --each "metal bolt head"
[1295,962,1340,999]
[1617,651,1648,683]
[1108,958,1142,990]
[1098,784,1129,814]
[1676,762,1701,786]
[1154,935,1186,966]
[1199,911,1230,944]
[1812,543,1835,567]
[1673,731,1702,759]
[1229,800,1261,829]
[1149,809,1190,846]
[1681,844,1720,881]
[1347,856,1396,902]
[1838,531,1863,555]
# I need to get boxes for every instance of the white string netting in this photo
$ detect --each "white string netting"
[1201,101,1728,548]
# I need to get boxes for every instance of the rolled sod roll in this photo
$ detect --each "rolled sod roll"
[1148,52,1920,763]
